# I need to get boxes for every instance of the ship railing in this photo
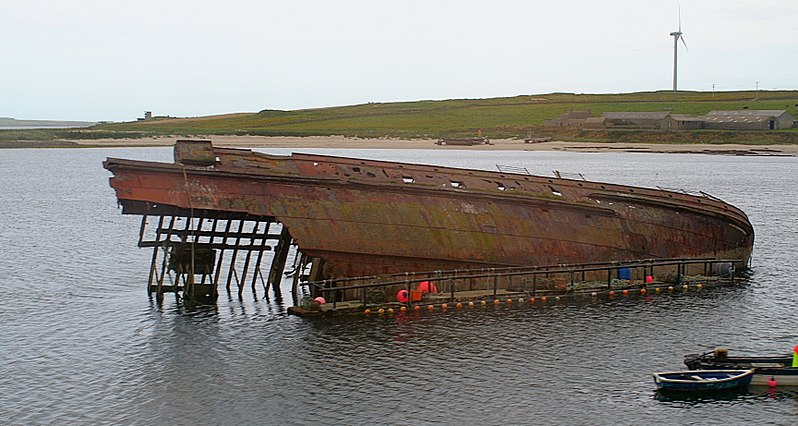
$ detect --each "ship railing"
[494,165,587,181]
[656,186,705,197]
[552,170,586,180]
[306,257,722,290]
[301,257,743,311]
[495,165,530,175]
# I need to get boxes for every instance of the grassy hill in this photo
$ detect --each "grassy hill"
[3,90,798,146]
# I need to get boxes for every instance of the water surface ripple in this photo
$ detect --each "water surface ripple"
[1,148,797,424]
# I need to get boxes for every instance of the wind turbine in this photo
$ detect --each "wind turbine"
[670,4,688,91]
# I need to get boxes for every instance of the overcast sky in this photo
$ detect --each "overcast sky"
[2,0,796,121]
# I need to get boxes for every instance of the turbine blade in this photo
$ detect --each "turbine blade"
[678,1,682,32]
[680,35,689,52]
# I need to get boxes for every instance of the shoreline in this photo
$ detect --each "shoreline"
[6,135,798,155]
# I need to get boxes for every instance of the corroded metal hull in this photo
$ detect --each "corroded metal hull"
[104,140,754,278]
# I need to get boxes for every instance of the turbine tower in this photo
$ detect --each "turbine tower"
[670,4,688,91]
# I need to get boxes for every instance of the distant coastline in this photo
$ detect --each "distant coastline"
[3,90,797,152]
[0,117,96,129]
[1,135,792,156]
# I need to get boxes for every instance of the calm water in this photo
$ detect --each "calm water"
[1,147,797,425]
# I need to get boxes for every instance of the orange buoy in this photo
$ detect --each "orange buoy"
[417,281,439,294]
[640,288,647,295]
[622,289,629,296]
[364,308,371,315]
[530,297,536,303]
[668,286,674,292]
[387,308,394,315]
[480,300,487,306]
[655,287,661,294]
[696,283,703,289]
[506,299,513,305]
[608,291,615,297]
[414,305,421,311]
[427,304,435,311]
[400,306,407,313]
[541,296,548,302]
[377,308,385,315]
[456,302,463,309]
[441,303,448,310]
[494,299,501,305]
[468,301,475,307]
[682,285,689,291]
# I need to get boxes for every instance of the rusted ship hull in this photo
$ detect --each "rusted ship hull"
[104,140,754,279]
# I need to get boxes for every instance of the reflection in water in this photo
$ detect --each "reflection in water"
[655,386,798,406]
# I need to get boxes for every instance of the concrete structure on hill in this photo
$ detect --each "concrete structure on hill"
[544,109,794,131]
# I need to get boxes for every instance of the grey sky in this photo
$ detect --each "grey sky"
[2,0,796,121]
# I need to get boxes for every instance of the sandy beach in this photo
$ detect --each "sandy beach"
[70,135,798,155]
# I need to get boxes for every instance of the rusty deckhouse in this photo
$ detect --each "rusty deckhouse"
[103,140,754,298]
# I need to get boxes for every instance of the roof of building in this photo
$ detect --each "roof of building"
[703,115,772,123]
[671,114,706,122]
[602,111,671,120]
[548,110,593,121]
[706,110,788,118]
[584,117,607,123]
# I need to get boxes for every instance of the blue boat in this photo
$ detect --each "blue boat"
[653,369,754,392]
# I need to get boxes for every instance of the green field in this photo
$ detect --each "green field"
[3,90,798,146]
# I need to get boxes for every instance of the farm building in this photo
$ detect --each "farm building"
[669,114,706,130]
[602,112,672,129]
[703,110,794,130]
[582,117,608,129]
[544,110,593,127]
[543,109,794,131]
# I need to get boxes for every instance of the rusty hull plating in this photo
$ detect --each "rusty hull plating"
[103,140,754,279]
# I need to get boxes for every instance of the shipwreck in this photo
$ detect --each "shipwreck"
[103,140,754,301]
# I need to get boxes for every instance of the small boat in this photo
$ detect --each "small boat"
[653,369,754,392]
[435,136,491,146]
[684,348,798,386]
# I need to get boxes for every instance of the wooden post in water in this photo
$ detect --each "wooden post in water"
[268,227,293,297]
[145,215,162,292]
[213,219,232,288]
[238,220,256,297]
[251,221,272,293]
[492,269,498,298]
[225,220,246,292]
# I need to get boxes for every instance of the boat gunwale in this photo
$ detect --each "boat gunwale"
[104,155,750,226]
[653,369,754,384]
